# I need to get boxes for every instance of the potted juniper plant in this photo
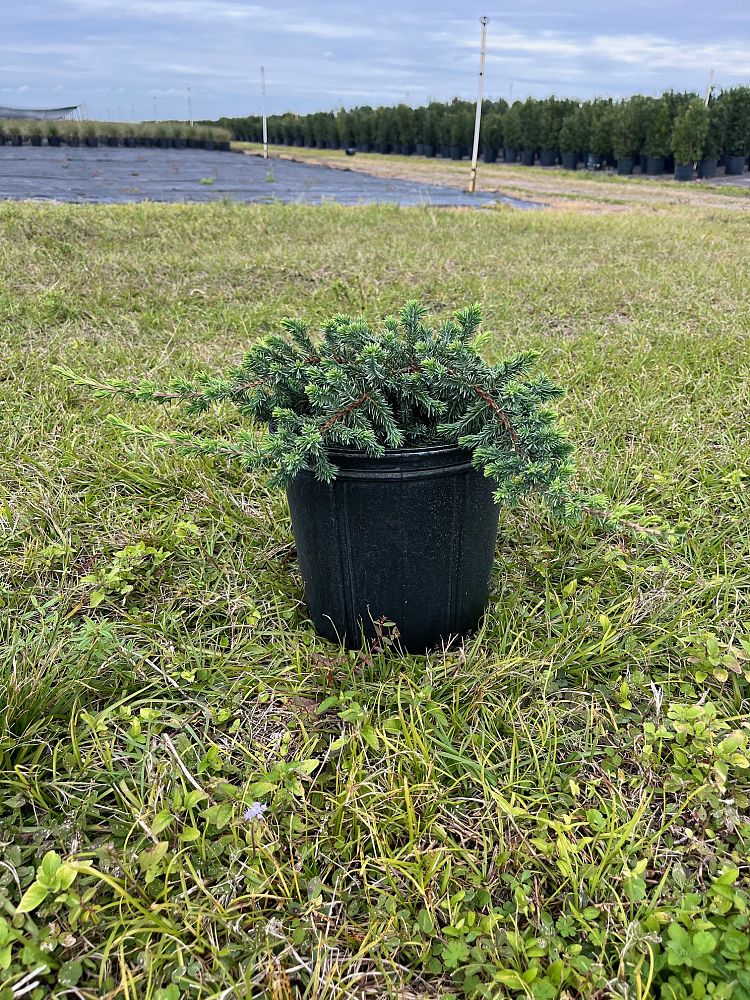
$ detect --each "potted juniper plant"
[559,109,585,171]
[698,102,723,179]
[671,98,708,182]
[719,87,750,176]
[61,303,612,652]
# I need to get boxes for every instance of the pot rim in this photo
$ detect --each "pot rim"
[326,440,464,459]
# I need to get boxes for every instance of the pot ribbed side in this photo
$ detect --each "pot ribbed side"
[286,445,499,651]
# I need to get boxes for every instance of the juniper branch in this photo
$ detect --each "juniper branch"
[58,302,633,528]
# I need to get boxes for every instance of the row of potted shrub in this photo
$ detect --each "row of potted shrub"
[212,88,750,180]
[0,119,232,151]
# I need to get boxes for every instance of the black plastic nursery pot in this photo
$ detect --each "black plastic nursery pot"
[423,144,435,157]
[11,135,22,146]
[725,154,746,176]
[698,157,718,179]
[539,149,556,166]
[450,146,463,160]
[30,136,42,146]
[561,152,577,171]
[503,147,518,163]
[645,156,664,175]
[521,150,535,166]
[286,444,500,652]
[674,162,694,182]
[617,156,635,175]
[483,147,497,163]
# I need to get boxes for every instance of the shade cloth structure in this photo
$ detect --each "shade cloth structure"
[0,106,80,120]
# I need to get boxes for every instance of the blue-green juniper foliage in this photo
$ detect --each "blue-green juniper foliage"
[60,301,608,522]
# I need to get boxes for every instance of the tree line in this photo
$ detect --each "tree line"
[208,88,750,172]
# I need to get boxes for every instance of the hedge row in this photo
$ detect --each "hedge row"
[0,119,231,150]
[212,89,750,170]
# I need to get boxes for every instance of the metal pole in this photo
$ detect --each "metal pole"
[468,16,489,194]
[261,66,268,159]
[704,69,714,107]
[188,86,193,125]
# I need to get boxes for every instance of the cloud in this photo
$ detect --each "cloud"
[0,41,89,57]
[439,22,750,76]
[58,0,374,38]
[5,1,750,118]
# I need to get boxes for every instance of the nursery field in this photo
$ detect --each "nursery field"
[236,143,750,212]
[1,200,749,998]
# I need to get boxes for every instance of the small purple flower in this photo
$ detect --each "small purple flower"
[243,801,267,822]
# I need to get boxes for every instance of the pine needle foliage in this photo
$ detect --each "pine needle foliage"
[60,302,604,522]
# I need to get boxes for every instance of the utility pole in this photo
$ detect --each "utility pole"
[467,16,489,194]
[704,69,715,106]
[260,66,268,158]
[187,85,193,125]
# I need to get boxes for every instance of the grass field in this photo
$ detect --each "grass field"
[1,199,749,999]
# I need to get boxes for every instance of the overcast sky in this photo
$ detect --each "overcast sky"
[3,1,750,121]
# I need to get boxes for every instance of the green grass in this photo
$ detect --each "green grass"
[1,200,749,999]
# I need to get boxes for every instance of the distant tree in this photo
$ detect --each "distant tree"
[611,99,642,159]
[718,86,750,156]
[672,98,709,164]
[559,107,587,154]
[502,103,523,150]
[588,100,614,156]
[395,104,416,149]
[354,106,374,146]
[519,98,543,152]
[644,98,673,157]
[482,111,503,154]
[540,96,567,151]
[703,100,724,158]
[336,109,355,148]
